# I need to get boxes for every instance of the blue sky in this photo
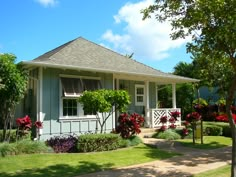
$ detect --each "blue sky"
[0,0,192,73]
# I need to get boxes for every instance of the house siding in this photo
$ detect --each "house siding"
[40,68,114,140]
[119,80,157,115]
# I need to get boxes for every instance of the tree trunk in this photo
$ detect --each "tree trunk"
[226,76,236,177]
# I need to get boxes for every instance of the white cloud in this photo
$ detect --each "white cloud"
[101,0,189,61]
[35,0,58,7]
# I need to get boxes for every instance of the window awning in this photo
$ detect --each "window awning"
[61,77,102,97]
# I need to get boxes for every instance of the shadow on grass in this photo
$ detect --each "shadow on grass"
[78,166,193,177]
[139,143,181,159]
[0,161,113,177]
[179,141,227,149]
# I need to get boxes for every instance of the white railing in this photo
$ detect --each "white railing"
[150,108,181,128]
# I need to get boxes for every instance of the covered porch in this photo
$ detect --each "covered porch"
[114,73,198,128]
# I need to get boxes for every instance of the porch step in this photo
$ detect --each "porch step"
[139,128,157,139]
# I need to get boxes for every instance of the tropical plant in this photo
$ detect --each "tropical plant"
[78,89,130,133]
[15,115,43,140]
[0,53,28,142]
[116,113,144,139]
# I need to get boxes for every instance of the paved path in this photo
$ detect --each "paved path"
[77,138,231,177]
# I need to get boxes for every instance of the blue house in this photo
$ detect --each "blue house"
[18,37,198,140]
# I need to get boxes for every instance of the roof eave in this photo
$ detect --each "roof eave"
[20,61,200,83]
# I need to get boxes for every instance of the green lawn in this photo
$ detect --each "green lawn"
[177,136,232,149]
[0,144,179,177]
[194,165,230,177]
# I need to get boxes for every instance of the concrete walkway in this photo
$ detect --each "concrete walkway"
[77,138,232,177]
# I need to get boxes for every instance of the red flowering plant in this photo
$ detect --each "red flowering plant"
[160,125,167,131]
[185,112,201,143]
[169,117,176,124]
[16,115,43,140]
[181,121,191,139]
[16,115,32,131]
[169,124,176,129]
[159,116,168,124]
[116,113,144,139]
[186,112,201,123]
[182,128,189,136]
[171,111,181,121]
[216,114,236,123]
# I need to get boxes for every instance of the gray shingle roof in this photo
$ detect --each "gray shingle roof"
[23,37,199,83]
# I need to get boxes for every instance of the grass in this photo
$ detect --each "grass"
[194,165,230,177]
[0,143,179,177]
[177,136,232,149]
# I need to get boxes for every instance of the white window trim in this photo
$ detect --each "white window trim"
[135,84,145,106]
[59,74,101,120]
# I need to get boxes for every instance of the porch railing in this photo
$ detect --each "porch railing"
[150,108,181,128]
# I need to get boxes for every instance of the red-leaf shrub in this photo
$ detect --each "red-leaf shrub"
[169,117,176,123]
[16,115,32,130]
[171,111,181,120]
[216,114,236,123]
[169,123,176,129]
[116,113,144,139]
[159,116,168,124]
[183,121,190,127]
[186,112,201,123]
[46,135,78,153]
[34,121,43,129]
[159,125,167,131]
[182,128,189,136]
[16,115,43,140]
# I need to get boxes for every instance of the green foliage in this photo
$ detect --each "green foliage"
[127,135,143,146]
[204,126,223,136]
[157,85,172,108]
[204,121,231,137]
[152,129,181,140]
[77,133,122,152]
[216,98,226,105]
[193,98,208,106]
[0,53,28,141]
[0,139,49,157]
[78,89,131,133]
[0,129,31,142]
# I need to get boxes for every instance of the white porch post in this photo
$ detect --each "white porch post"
[38,67,43,138]
[115,78,120,128]
[145,81,150,127]
[156,84,158,108]
[172,83,176,108]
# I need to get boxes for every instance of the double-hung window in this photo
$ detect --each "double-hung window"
[60,76,102,118]
[135,84,145,106]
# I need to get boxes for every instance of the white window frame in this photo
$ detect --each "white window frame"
[59,74,101,120]
[135,84,145,106]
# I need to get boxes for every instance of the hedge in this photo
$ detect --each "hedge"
[203,122,231,137]
[77,133,122,152]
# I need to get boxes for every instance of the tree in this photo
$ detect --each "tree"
[142,1,236,176]
[0,78,4,90]
[0,54,28,142]
[78,89,131,133]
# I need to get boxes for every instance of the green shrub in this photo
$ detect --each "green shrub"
[152,129,181,140]
[77,133,122,152]
[0,129,31,142]
[0,139,49,157]
[204,126,223,136]
[127,136,142,146]
[221,124,231,137]
[117,138,129,148]
[15,139,48,154]
[0,142,16,157]
[203,121,231,137]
